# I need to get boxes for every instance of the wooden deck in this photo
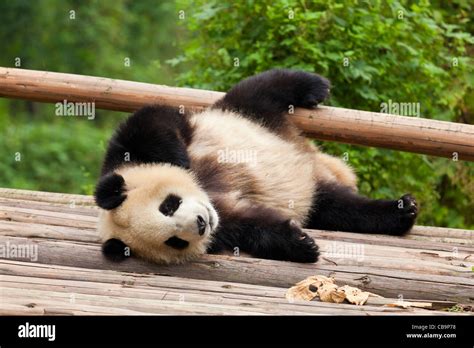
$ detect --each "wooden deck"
[0,188,472,315]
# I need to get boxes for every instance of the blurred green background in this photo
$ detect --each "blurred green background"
[0,0,472,228]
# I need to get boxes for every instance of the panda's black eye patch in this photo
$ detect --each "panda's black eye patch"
[159,194,182,216]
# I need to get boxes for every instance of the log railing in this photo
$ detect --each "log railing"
[1,67,473,160]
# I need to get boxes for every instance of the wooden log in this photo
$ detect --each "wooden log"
[1,260,456,315]
[1,209,471,256]
[0,192,472,278]
[3,282,428,316]
[0,302,146,316]
[0,276,394,315]
[0,189,472,248]
[0,260,459,312]
[364,296,457,311]
[309,229,473,252]
[1,67,473,160]
[0,220,99,243]
[2,288,272,315]
[1,187,472,244]
[0,196,98,216]
[0,260,289,299]
[0,188,471,304]
[0,235,472,302]
[0,219,471,278]
[0,205,97,229]
[0,187,95,206]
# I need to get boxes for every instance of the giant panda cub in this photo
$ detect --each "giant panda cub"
[95,69,418,264]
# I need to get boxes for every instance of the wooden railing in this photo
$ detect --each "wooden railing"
[1,67,473,160]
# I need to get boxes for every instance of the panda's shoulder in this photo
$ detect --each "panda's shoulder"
[101,105,192,174]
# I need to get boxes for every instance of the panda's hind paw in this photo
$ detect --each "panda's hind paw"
[392,194,418,235]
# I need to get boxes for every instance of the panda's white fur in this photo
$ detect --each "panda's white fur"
[188,109,357,224]
[98,109,355,264]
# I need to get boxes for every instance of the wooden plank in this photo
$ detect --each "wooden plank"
[0,187,95,206]
[0,279,383,315]
[0,198,472,251]
[1,188,471,245]
[3,288,270,315]
[1,302,146,315]
[0,220,99,243]
[0,188,471,305]
[0,192,472,280]
[410,226,473,240]
[1,67,473,160]
[0,260,457,315]
[0,219,471,278]
[0,260,287,299]
[309,230,473,251]
[0,196,98,216]
[0,235,472,302]
[364,296,457,311]
[0,205,97,229]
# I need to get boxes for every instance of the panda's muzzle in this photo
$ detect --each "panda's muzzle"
[165,236,189,250]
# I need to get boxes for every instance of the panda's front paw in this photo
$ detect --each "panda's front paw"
[282,220,320,263]
[295,73,330,109]
[393,194,418,235]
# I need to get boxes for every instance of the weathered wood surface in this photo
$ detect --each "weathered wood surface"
[0,189,471,244]
[0,188,472,316]
[1,67,473,160]
[3,260,454,316]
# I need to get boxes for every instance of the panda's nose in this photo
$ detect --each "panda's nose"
[196,215,206,235]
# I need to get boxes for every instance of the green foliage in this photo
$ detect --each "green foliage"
[0,115,113,195]
[0,0,178,83]
[173,0,474,228]
[0,0,178,194]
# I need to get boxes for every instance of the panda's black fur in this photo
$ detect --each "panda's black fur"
[95,69,418,264]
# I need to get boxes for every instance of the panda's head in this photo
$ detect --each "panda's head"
[94,163,219,264]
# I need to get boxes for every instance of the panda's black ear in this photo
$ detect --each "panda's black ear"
[102,238,132,262]
[94,173,127,210]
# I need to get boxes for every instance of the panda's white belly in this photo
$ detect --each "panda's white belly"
[188,109,316,223]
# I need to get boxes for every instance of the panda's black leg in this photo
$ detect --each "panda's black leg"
[213,69,330,132]
[305,182,418,235]
[208,212,319,263]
